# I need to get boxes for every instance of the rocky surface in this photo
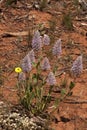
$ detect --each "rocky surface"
[0,101,52,130]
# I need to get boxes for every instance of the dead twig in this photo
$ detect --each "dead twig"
[64,99,87,104]
[2,31,29,37]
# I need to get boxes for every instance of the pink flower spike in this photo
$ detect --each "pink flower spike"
[21,55,32,73]
[41,57,51,70]
[18,72,26,81]
[43,34,50,45]
[71,55,83,76]
[28,49,35,63]
[32,30,42,51]
[47,72,56,85]
[52,39,62,56]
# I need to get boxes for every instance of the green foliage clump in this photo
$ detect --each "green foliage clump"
[62,13,73,31]
[40,0,48,11]
[16,57,54,115]
[6,0,17,6]
[15,30,77,116]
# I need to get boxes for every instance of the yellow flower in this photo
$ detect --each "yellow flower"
[15,67,22,73]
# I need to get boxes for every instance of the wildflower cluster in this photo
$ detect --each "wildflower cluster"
[15,30,83,115]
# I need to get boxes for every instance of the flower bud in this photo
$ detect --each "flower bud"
[47,72,56,85]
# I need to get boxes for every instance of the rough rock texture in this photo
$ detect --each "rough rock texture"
[0,101,51,130]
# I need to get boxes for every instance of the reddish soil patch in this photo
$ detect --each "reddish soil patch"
[0,0,87,130]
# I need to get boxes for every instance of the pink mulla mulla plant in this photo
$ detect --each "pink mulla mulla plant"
[52,39,62,56]
[21,55,32,73]
[41,57,51,70]
[47,72,56,85]
[71,55,83,77]
[32,30,42,51]
[18,72,26,81]
[43,34,50,45]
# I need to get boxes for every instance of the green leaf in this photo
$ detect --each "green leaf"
[33,78,37,84]
[54,98,60,108]
[36,61,40,69]
[32,73,39,83]
[32,73,37,79]
[49,85,54,94]
[30,92,35,100]
[53,66,58,74]
[36,87,41,98]
[29,84,33,92]
[69,81,75,90]
[32,62,37,67]
[61,88,66,95]
[67,91,73,96]
[42,80,46,86]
